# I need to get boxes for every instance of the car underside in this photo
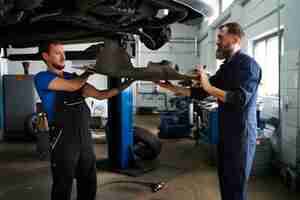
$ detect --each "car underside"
[0,0,213,49]
[0,0,213,80]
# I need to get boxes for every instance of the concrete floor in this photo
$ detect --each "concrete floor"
[0,114,299,200]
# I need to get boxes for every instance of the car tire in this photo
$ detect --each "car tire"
[24,113,39,138]
[133,126,162,160]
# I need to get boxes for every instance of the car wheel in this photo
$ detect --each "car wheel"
[24,113,39,138]
[133,126,162,160]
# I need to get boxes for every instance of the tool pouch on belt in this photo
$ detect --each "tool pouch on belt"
[36,112,61,151]
[36,112,51,159]
[37,112,49,132]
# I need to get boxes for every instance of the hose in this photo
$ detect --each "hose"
[100,180,166,193]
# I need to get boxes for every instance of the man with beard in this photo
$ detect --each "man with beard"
[155,22,261,200]
[34,41,134,200]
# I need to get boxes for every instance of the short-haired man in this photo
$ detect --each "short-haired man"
[155,22,261,200]
[34,41,134,200]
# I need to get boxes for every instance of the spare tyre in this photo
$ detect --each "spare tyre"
[133,126,162,160]
[24,113,39,138]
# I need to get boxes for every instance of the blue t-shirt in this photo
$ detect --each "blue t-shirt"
[34,71,74,123]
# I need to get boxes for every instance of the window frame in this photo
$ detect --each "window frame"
[253,30,284,97]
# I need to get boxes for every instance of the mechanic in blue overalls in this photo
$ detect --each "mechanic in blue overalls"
[155,22,261,200]
[34,41,134,200]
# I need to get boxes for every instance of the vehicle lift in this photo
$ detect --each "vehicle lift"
[96,38,165,192]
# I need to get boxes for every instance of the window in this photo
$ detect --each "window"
[254,32,283,97]
[221,0,235,12]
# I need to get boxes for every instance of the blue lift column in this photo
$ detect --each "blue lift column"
[96,39,159,177]
[106,78,133,169]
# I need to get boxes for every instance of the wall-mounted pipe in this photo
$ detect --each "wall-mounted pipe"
[199,32,208,43]
[237,0,251,7]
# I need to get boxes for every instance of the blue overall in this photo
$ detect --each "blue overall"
[192,51,261,200]
[35,71,96,200]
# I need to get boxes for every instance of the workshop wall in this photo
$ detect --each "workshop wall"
[280,0,300,166]
[242,0,284,121]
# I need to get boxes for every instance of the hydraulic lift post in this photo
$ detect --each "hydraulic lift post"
[106,77,134,169]
[96,38,134,170]
[88,38,166,191]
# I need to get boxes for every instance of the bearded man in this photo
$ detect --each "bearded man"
[155,22,262,200]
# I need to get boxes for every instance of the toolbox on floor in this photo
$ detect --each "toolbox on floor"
[158,111,191,139]
[198,109,219,144]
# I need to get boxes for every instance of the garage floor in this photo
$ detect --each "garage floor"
[0,114,299,200]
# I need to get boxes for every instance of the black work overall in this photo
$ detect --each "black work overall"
[50,89,96,200]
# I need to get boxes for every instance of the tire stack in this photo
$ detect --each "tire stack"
[24,113,39,139]
[133,126,162,161]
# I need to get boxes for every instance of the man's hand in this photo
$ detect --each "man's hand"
[153,80,190,96]
[195,64,226,102]
[154,80,174,90]
[49,67,95,92]
[82,79,135,100]
[196,64,212,93]
[119,79,135,91]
